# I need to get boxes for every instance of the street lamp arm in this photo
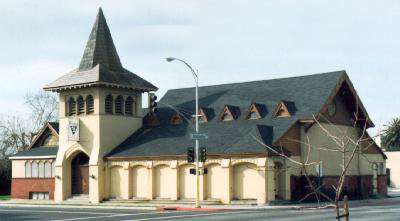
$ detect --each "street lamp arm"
[166,57,198,81]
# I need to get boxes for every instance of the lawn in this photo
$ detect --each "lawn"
[0,195,10,200]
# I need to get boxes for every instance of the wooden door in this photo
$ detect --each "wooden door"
[71,153,89,195]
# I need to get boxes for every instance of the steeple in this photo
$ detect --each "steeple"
[44,8,157,92]
[78,8,123,72]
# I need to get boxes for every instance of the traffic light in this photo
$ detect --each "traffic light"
[187,147,195,163]
[148,93,158,113]
[200,146,207,162]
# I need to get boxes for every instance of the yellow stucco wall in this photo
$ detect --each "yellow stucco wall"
[54,87,143,203]
[385,151,400,187]
[105,158,273,205]
[299,123,385,177]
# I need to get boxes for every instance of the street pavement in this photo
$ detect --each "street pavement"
[0,204,400,221]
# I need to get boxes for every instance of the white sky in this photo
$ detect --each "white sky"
[0,0,399,135]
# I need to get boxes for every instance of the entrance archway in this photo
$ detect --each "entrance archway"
[71,152,89,195]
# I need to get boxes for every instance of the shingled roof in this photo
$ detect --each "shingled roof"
[107,71,360,159]
[44,8,157,92]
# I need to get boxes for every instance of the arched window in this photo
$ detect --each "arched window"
[115,96,123,114]
[25,161,32,178]
[38,161,45,178]
[68,97,76,116]
[31,161,38,177]
[105,94,113,114]
[77,96,85,115]
[45,161,52,178]
[86,95,94,114]
[125,96,134,115]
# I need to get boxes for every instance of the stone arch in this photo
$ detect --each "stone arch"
[109,165,124,199]
[205,163,223,200]
[232,162,261,200]
[153,164,172,199]
[179,164,196,199]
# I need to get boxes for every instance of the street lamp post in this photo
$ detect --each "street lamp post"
[166,57,201,208]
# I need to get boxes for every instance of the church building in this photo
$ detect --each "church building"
[9,8,387,205]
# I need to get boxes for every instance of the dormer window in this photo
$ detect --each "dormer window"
[115,95,123,114]
[192,107,209,123]
[68,97,76,116]
[86,95,94,114]
[246,103,261,120]
[273,101,293,118]
[219,105,235,121]
[105,94,113,114]
[222,112,233,121]
[77,96,85,115]
[170,113,183,125]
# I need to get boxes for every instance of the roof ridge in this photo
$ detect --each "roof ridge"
[165,70,346,92]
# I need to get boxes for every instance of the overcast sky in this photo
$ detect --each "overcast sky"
[0,0,399,135]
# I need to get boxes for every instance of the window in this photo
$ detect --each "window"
[29,192,49,200]
[77,96,85,115]
[51,161,56,177]
[249,111,258,120]
[68,97,76,116]
[25,161,31,178]
[45,162,52,178]
[222,112,233,121]
[125,96,134,115]
[38,162,45,178]
[170,113,183,125]
[86,95,94,114]
[199,115,206,123]
[115,95,123,114]
[273,101,291,118]
[31,161,38,177]
[105,94,113,114]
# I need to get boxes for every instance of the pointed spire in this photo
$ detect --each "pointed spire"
[78,8,123,72]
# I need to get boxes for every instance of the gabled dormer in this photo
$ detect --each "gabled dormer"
[192,107,209,123]
[246,103,262,120]
[273,101,295,118]
[170,112,183,125]
[219,105,238,121]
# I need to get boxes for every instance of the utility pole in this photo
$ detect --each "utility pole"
[166,57,201,208]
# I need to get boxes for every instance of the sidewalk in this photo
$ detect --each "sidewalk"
[1,197,400,211]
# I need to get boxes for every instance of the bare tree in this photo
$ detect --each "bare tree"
[0,90,58,158]
[253,113,382,221]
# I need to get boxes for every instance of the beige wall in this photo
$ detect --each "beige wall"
[54,87,144,203]
[105,157,273,205]
[12,160,26,178]
[385,151,400,187]
[300,123,385,177]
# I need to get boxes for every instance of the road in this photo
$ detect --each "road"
[0,204,399,220]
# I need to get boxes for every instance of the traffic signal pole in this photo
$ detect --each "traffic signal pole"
[195,73,200,208]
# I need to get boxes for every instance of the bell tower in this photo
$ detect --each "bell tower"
[44,8,157,203]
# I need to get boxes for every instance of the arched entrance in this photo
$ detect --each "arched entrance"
[71,152,89,195]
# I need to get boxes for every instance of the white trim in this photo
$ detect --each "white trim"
[9,156,56,160]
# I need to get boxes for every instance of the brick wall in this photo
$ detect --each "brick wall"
[290,175,384,201]
[11,178,55,200]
